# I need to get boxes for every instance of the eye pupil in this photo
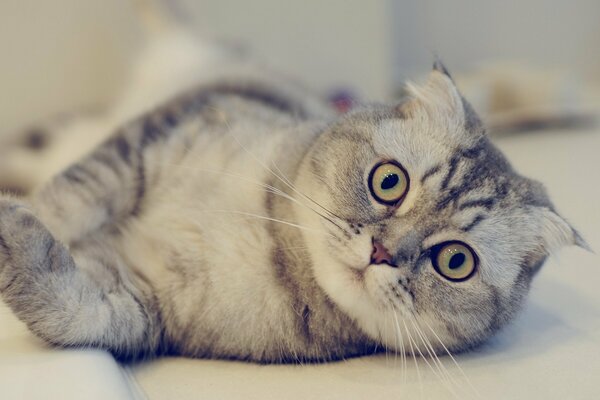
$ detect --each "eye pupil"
[448,253,465,269]
[381,174,399,190]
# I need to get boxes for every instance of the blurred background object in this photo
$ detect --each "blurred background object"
[0,0,598,137]
[454,63,596,134]
[0,0,140,135]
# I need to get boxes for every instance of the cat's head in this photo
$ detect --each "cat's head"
[294,62,585,354]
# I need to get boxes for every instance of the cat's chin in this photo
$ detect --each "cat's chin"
[309,249,417,343]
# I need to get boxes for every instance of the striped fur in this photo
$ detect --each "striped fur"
[0,64,583,362]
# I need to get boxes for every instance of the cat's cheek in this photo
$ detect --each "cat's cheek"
[345,237,373,269]
[363,264,402,303]
[325,235,373,271]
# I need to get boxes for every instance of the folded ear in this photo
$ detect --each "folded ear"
[538,208,587,250]
[398,60,484,138]
[524,206,590,275]
[433,59,454,79]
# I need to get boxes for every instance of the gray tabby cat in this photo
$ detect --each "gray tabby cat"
[0,62,584,362]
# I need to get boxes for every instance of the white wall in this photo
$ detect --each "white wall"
[180,0,392,99]
[391,0,600,82]
[1,0,598,136]
[0,0,393,136]
[0,0,141,134]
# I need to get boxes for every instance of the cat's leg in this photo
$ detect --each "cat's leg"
[31,102,191,244]
[0,198,161,359]
[0,97,194,356]
[32,135,139,244]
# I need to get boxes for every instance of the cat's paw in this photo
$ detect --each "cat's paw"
[0,198,64,289]
[0,198,32,266]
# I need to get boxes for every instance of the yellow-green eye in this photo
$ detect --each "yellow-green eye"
[368,161,409,205]
[432,241,477,281]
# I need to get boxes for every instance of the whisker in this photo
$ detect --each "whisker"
[198,209,335,237]
[420,319,481,399]
[383,314,391,366]
[404,320,449,388]
[263,183,345,231]
[402,319,423,398]
[147,162,332,222]
[391,309,407,382]
[221,115,319,210]
[409,318,460,399]
[392,312,400,367]
[139,157,342,235]
[275,245,310,251]
[270,159,345,222]
[217,110,351,236]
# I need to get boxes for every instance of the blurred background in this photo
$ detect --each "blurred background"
[0,0,598,135]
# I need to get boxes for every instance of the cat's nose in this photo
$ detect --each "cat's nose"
[371,240,396,267]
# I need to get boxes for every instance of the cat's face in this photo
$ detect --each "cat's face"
[294,66,581,354]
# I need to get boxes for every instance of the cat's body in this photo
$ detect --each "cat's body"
[92,78,373,361]
[0,73,374,361]
[0,58,583,363]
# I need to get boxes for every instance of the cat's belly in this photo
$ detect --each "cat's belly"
[116,123,313,359]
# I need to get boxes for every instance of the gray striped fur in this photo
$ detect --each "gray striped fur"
[0,64,583,362]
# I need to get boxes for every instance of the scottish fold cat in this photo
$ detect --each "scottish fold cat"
[0,58,584,362]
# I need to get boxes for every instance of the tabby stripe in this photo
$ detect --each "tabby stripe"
[132,80,306,155]
[93,152,124,178]
[0,232,11,257]
[483,284,503,336]
[461,214,486,232]
[140,118,166,147]
[436,162,485,211]
[0,273,17,293]
[128,268,166,355]
[435,187,461,211]
[67,165,104,188]
[441,143,484,189]
[441,155,460,190]
[127,291,152,355]
[301,305,312,343]
[132,150,146,216]
[104,80,308,217]
[460,144,484,159]
[209,83,308,119]
[112,136,131,165]
[421,164,442,184]
[458,197,496,211]
[63,168,86,185]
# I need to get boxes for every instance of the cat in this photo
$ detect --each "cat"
[0,57,586,363]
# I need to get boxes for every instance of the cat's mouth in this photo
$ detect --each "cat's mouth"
[370,239,397,268]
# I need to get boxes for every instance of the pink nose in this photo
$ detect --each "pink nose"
[371,240,395,266]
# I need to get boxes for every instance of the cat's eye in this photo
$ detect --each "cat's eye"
[431,241,477,282]
[368,161,409,205]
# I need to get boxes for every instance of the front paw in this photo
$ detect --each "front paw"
[0,198,52,281]
[0,198,29,264]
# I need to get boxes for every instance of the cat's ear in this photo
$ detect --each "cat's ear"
[524,207,590,274]
[398,61,484,136]
[537,208,589,251]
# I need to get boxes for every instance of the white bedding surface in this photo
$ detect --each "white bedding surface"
[0,309,138,400]
[2,125,599,399]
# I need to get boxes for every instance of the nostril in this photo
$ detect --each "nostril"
[371,239,396,267]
